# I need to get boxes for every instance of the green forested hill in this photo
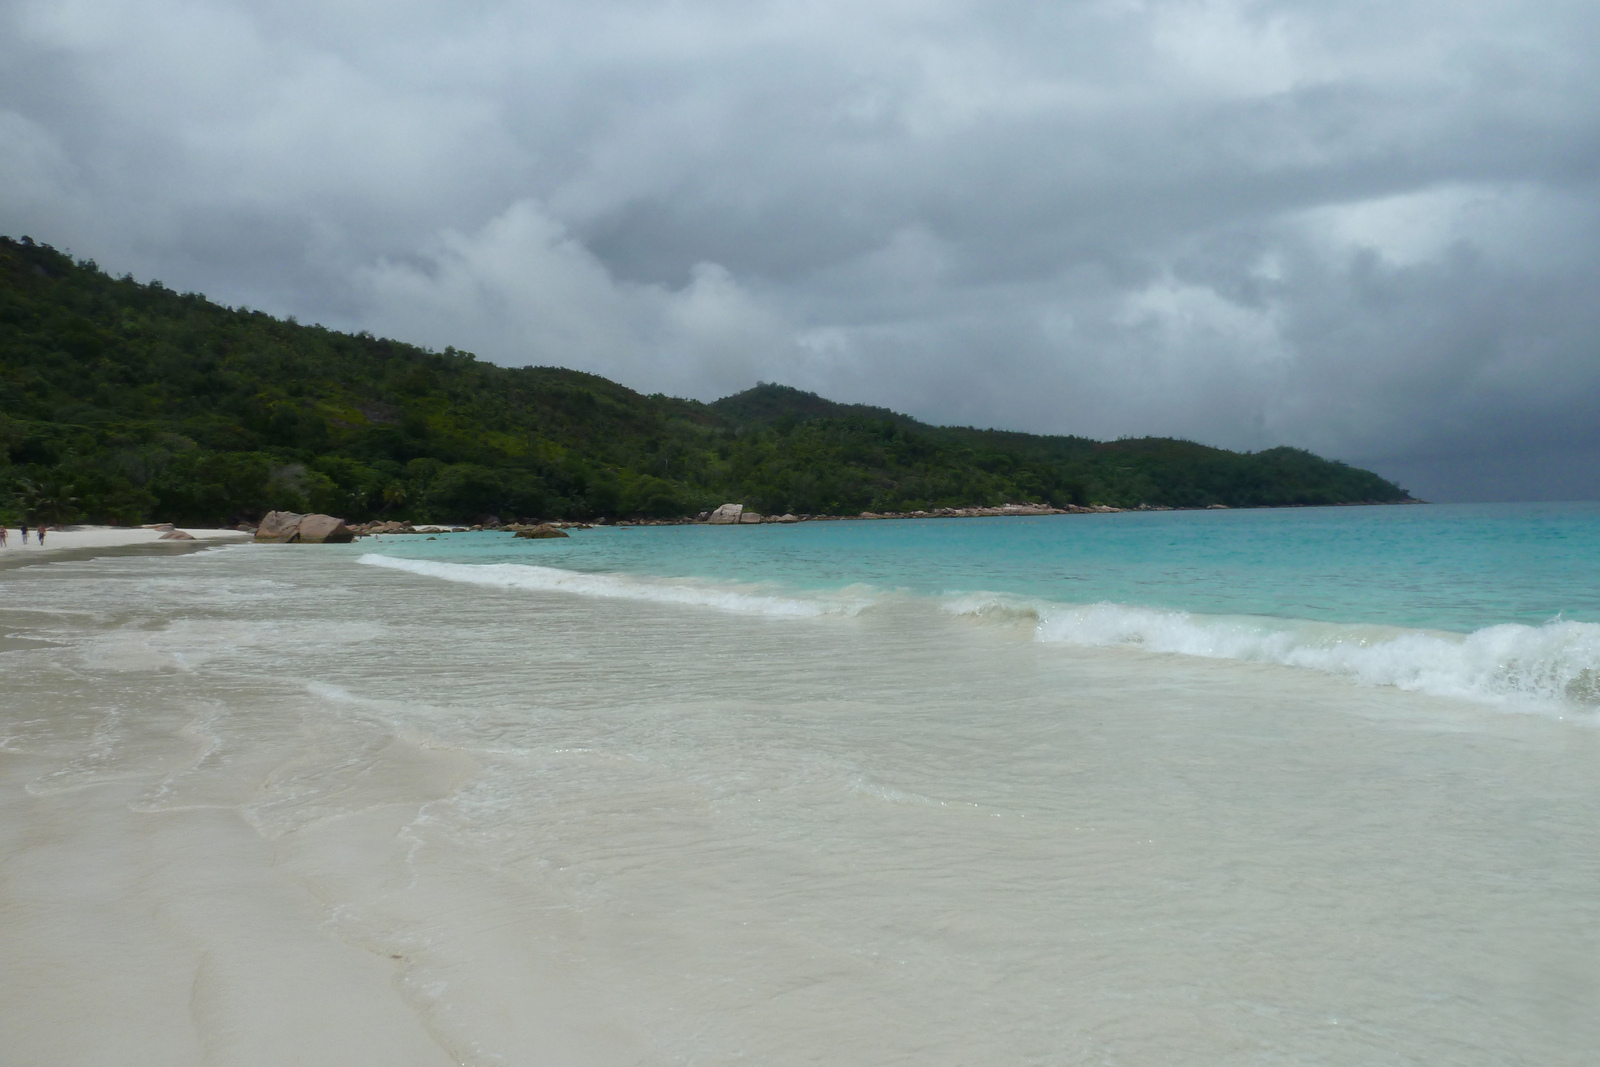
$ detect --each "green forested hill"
[0,235,1410,525]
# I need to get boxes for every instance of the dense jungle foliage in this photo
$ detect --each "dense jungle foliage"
[0,235,1410,525]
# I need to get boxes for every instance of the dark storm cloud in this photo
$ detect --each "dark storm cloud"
[4,0,1599,499]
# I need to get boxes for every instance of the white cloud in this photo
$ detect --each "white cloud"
[357,200,796,399]
[0,110,76,213]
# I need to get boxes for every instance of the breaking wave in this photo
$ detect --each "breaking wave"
[944,594,1600,710]
[358,554,873,617]
[361,554,1599,709]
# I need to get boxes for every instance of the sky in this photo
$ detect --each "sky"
[3,0,1598,501]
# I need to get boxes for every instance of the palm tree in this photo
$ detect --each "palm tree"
[19,475,81,527]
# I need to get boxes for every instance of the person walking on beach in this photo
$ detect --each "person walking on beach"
[19,523,27,545]
[0,525,7,547]
[36,524,46,547]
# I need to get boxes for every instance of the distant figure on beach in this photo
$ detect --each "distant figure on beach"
[36,525,46,547]
[0,525,7,547]
[19,523,27,544]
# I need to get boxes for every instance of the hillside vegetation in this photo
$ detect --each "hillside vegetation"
[0,235,1410,526]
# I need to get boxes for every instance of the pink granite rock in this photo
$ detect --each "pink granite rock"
[296,514,355,544]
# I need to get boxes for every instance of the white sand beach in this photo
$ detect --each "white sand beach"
[0,525,251,557]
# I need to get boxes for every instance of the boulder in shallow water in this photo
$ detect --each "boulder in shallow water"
[355,519,412,535]
[707,503,744,524]
[254,511,354,543]
[297,514,355,543]
[514,524,569,539]
[255,510,306,542]
[158,529,196,540]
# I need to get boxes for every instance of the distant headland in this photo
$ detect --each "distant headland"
[0,235,1411,528]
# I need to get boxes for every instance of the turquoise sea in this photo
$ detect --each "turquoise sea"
[360,501,1600,711]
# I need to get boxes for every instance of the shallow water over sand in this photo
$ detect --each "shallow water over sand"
[3,541,1598,1065]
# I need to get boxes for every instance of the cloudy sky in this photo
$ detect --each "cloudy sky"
[4,0,1598,500]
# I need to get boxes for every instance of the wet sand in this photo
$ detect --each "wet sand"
[0,527,252,571]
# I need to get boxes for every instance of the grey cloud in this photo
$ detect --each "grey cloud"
[4,0,1599,500]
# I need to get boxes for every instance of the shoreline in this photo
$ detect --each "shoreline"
[608,497,1426,527]
[0,498,1427,559]
[0,525,252,568]
[365,498,1429,535]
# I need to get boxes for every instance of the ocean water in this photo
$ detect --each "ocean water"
[2,503,1598,1066]
[365,502,1600,710]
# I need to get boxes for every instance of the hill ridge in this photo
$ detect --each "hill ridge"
[0,235,1410,525]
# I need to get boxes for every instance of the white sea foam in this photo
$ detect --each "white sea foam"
[358,553,1600,708]
[358,554,872,617]
[945,594,1600,709]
